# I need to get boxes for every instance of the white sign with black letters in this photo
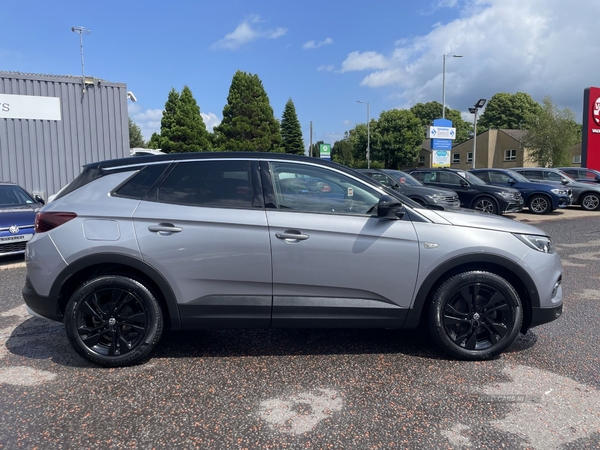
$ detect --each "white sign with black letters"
[0,94,62,121]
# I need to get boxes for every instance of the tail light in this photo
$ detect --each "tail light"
[35,212,78,233]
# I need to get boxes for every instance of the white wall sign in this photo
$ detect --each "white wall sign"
[0,94,62,121]
[428,126,456,140]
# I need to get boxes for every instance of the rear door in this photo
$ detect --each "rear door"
[133,159,272,329]
[262,160,420,328]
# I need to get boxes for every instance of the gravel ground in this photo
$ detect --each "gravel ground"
[0,211,598,449]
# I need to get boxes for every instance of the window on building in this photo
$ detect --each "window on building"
[505,149,517,161]
[452,154,460,163]
[467,152,473,163]
[573,155,582,164]
[419,156,425,164]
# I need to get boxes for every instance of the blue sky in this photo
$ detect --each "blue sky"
[2,0,600,148]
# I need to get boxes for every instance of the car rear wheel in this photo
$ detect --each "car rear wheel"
[528,195,552,215]
[472,197,498,214]
[429,271,523,360]
[580,193,600,211]
[64,275,163,367]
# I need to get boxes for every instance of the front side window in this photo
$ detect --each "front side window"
[156,160,254,208]
[371,173,394,187]
[489,172,512,183]
[438,172,463,186]
[269,162,380,215]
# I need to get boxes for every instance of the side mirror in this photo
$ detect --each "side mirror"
[595,175,600,182]
[508,178,516,185]
[460,179,468,187]
[34,195,45,205]
[561,178,569,185]
[377,194,405,220]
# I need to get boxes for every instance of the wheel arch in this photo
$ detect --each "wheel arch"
[577,190,600,207]
[470,194,499,211]
[49,253,182,330]
[403,254,539,333]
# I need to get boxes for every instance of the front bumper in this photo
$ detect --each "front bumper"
[503,202,524,213]
[22,275,61,321]
[530,304,563,328]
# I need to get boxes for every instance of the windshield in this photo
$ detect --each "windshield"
[456,171,486,185]
[382,170,423,186]
[0,185,35,206]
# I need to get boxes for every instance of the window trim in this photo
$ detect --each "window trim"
[467,152,473,163]
[504,149,517,161]
[452,153,460,163]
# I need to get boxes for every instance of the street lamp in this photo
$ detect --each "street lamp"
[357,100,370,168]
[442,54,462,119]
[469,98,487,169]
[71,26,91,93]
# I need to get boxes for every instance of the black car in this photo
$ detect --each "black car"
[407,168,524,215]
[357,169,460,208]
[470,168,571,215]
[557,167,600,184]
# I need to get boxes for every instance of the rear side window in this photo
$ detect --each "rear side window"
[52,167,99,201]
[114,164,169,199]
[155,160,255,208]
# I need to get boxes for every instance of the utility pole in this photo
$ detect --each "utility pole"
[309,121,313,157]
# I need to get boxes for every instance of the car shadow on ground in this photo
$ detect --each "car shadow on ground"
[5,317,539,368]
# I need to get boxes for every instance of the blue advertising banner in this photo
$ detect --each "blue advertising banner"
[431,138,453,150]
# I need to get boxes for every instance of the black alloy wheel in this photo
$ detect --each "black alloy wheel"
[472,197,498,214]
[528,195,552,215]
[64,276,163,367]
[429,271,522,360]
[580,193,600,211]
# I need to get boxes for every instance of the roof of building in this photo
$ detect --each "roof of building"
[0,71,125,87]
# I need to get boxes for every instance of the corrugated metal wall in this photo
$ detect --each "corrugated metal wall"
[0,71,129,198]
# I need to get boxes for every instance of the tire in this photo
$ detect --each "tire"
[472,196,498,214]
[64,275,163,367]
[580,192,600,211]
[429,271,523,360]
[528,195,552,215]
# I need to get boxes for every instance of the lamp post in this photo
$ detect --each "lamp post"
[442,54,462,119]
[71,26,91,93]
[357,100,370,168]
[469,98,487,169]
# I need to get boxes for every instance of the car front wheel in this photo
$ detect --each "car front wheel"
[472,197,498,214]
[64,275,163,367]
[580,193,600,211]
[528,195,552,214]
[429,271,523,360]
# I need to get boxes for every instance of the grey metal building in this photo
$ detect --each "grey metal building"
[0,71,129,199]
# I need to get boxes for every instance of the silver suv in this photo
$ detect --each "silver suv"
[23,153,563,367]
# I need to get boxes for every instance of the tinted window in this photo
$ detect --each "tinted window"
[439,172,463,185]
[371,173,395,186]
[545,171,563,182]
[115,164,169,199]
[156,160,254,208]
[270,162,380,215]
[522,170,543,180]
[489,172,512,183]
[0,185,35,206]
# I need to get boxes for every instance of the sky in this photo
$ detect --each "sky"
[2,0,600,149]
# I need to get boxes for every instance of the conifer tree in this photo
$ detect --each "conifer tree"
[128,118,146,148]
[214,71,282,152]
[281,98,305,154]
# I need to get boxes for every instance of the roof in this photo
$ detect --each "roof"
[0,71,125,87]
[500,129,527,142]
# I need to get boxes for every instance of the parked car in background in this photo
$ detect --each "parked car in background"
[557,167,600,184]
[407,168,524,215]
[512,167,600,211]
[470,168,571,215]
[357,169,460,209]
[23,153,562,367]
[0,182,44,257]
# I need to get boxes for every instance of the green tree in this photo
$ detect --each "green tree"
[128,118,146,148]
[159,86,212,153]
[332,133,354,167]
[524,96,580,167]
[147,132,162,149]
[372,109,423,169]
[410,101,471,143]
[309,140,325,158]
[477,92,543,132]
[281,98,305,154]
[214,71,282,152]
[347,120,378,166]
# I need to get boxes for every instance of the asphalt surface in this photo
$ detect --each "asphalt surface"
[1,208,599,449]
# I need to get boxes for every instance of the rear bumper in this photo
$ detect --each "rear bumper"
[22,275,61,322]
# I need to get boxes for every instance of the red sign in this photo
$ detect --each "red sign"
[582,87,600,170]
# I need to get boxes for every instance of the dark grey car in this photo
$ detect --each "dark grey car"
[357,169,460,208]
[512,167,600,211]
[23,153,563,367]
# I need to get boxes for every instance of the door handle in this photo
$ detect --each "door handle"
[148,223,183,234]
[275,230,310,241]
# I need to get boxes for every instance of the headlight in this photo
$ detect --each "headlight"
[425,193,446,203]
[514,234,555,253]
[496,191,516,199]
[551,188,568,195]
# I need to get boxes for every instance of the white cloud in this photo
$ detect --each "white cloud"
[340,0,600,120]
[303,37,333,50]
[317,64,335,72]
[201,112,221,133]
[339,51,389,73]
[212,15,288,50]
